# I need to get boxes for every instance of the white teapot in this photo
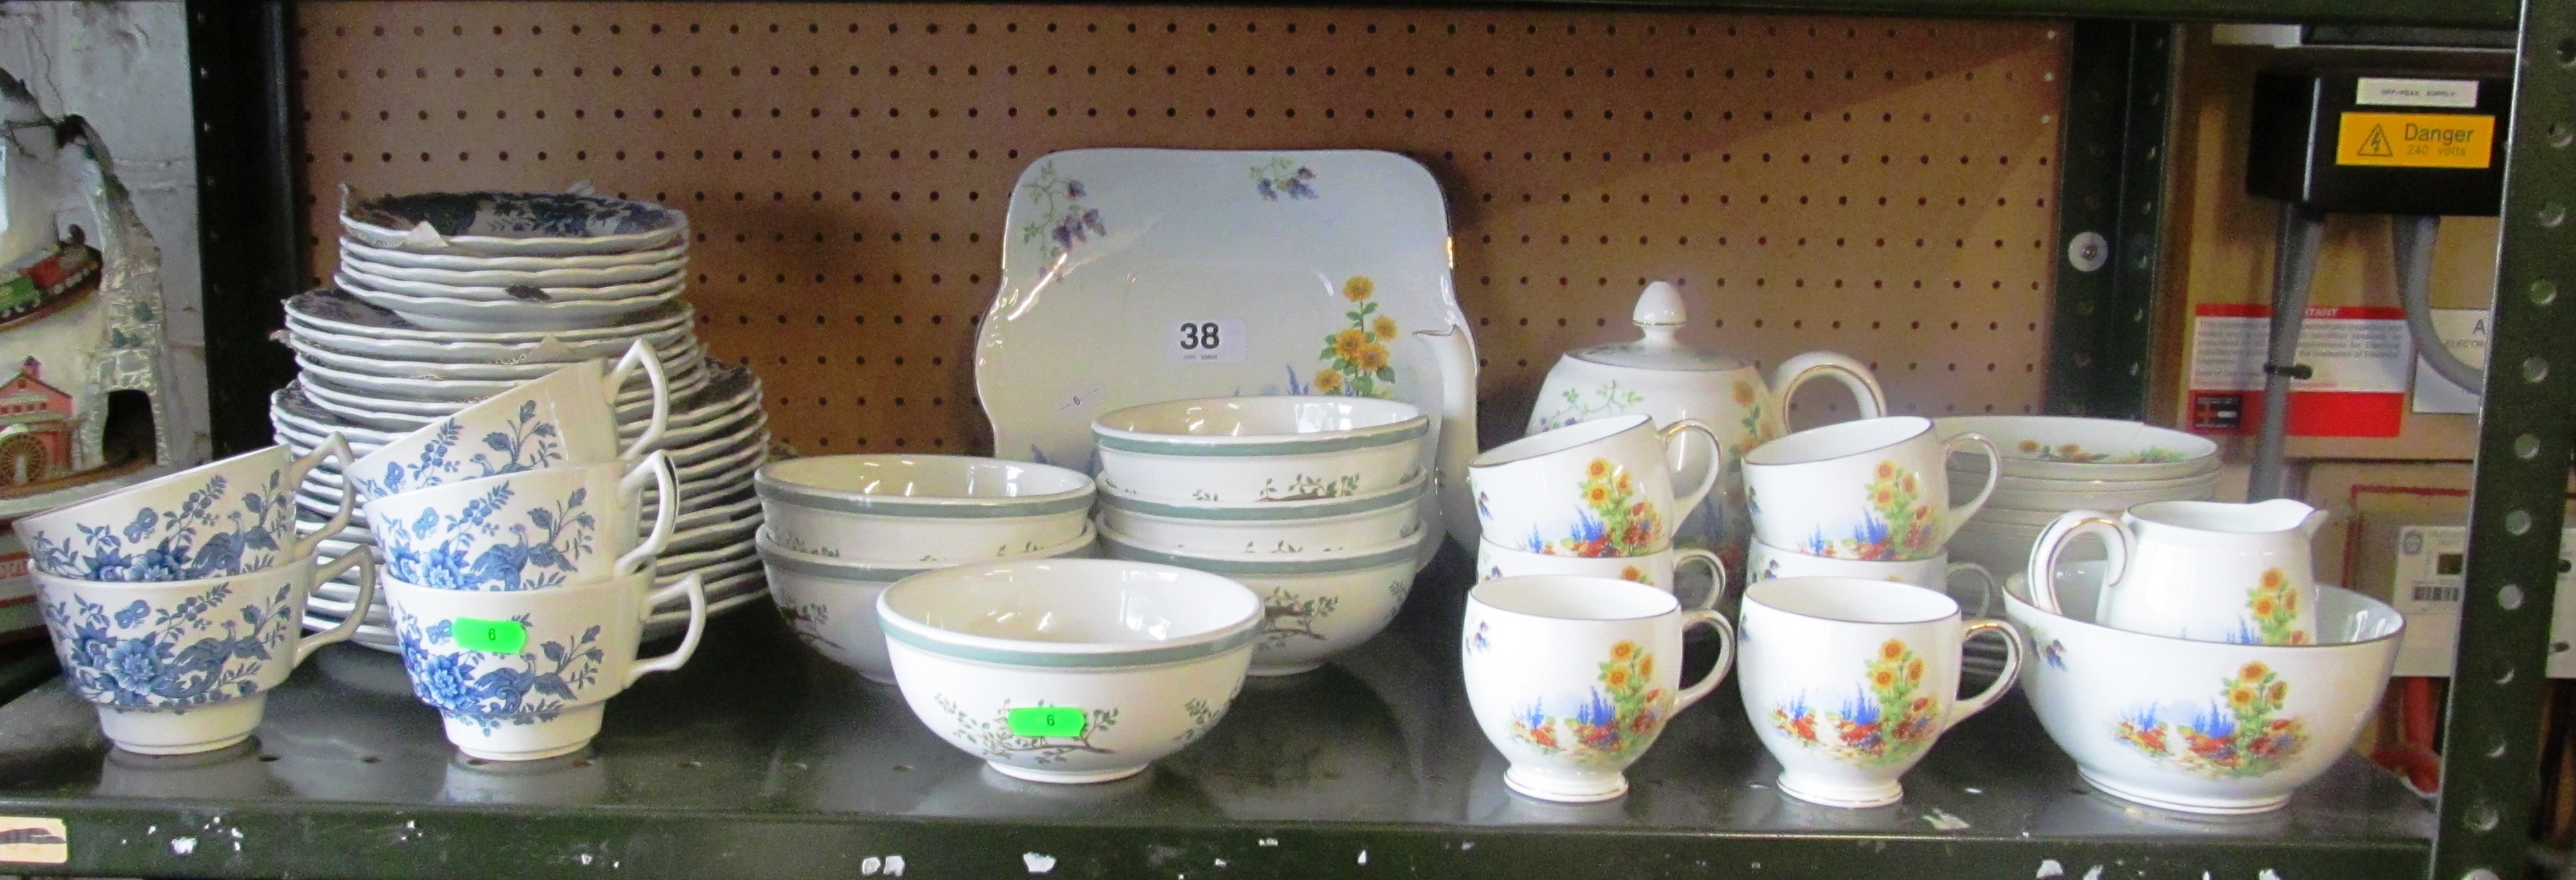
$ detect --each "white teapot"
[1526,281,1889,557]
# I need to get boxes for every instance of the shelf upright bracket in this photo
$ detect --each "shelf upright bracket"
[2044,21,2176,419]
[2434,1,2576,878]
[186,0,302,456]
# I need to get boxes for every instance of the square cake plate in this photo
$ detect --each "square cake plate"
[974,149,1472,566]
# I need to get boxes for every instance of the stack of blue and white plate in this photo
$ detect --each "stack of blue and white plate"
[271,188,771,649]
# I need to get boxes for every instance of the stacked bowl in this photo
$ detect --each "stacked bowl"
[275,189,770,650]
[756,455,1099,683]
[1936,416,2220,581]
[1090,396,1431,677]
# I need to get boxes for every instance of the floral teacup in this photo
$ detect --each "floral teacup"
[1746,538,1998,618]
[1738,576,2021,808]
[35,550,376,754]
[348,342,669,502]
[1474,539,1727,610]
[1463,575,1734,802]
[386,569,706,760]
[364,452,678,592]
[1742,416,2000,562]
[19,440,354,582]
[1469,414,1721,558]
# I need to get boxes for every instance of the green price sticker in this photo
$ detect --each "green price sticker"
[1005,707,1088,738]
[453,617,527,653]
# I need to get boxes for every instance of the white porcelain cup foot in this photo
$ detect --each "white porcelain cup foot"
[1504,764,1629,802]
[96,695,268,756]
[1248,661,1328,677]
[987,761,1151,785]
[1776,772,1903,809]
[443,703,606,762]
[2079,770,2293,816]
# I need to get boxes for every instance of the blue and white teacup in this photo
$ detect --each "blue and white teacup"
[18,439,356,582]
[34,549,376,754]
[364,451,679,592]
[347,341,670,502]
[385,569,707,760]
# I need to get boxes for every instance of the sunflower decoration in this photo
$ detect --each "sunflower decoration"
[2240,568,2309,645]
[1315,276,1396,398]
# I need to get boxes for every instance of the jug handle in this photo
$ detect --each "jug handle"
[1768,352,1889,423]
[2026,510,2131,617]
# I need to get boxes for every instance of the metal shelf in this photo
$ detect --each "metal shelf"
[0,550,2434,879]
[1531,0,2515,31]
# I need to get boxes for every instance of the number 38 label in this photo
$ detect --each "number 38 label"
[1169,318,1246,364]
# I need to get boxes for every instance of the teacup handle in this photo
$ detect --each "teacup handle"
[1767,352,1889,425]
[1943,562,1998,619]
[294,548,376,666]
[1937,431,2002,546]
[628,573,707,686]
[2026,510,2131,617]
[287,433,356,560]
[1671,609,1737,712]
[607,339,671,461]
[614,451,680,578]
[1655,418,1725,520]
[1947,618,2024,725]
[1673,548,1730,611]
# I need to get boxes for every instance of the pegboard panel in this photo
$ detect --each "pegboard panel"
[293,3,2067,455]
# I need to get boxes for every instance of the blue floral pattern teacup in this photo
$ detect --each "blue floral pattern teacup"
[348,342,670,503]
[34,549,376,754]
[386,570,707,760]
[18,439,355,583]
[364,452,679,592]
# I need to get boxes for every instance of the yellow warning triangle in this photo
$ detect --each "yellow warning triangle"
[2357,125,2394,158]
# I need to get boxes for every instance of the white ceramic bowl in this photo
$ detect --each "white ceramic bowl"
[877,558,1262,783]
[1090,396,1426,505]
[1095,474,1425,556]
[755,455,1094,564]
[1934,416,2219,481]
[760,525,1098,683]
[2005,578,2402,814]
[340,189,688,257]
[1098,525,1419,677]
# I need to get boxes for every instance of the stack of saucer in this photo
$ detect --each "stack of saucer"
[271,189,770,650]
[1936,416,2221,581]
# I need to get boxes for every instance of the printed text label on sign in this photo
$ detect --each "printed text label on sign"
[2335,112,2496,169]
[1006,706,1088,738]
[454,617,527,653]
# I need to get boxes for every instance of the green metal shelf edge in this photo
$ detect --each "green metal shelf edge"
[0,798,2430,880]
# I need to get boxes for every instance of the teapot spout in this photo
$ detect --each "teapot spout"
[1415,323,1481,550]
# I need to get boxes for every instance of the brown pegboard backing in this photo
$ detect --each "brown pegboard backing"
[294,3,2067,454]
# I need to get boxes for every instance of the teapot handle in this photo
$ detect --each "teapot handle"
[1768,352,1889,423]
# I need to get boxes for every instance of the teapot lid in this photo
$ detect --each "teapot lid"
[1566,281,1746,372]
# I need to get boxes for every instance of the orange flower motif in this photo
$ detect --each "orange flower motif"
[1906,659,1925,681]
[1342,276,1375,301]
[2268,681,2287,703]
[1881,639,1905,660]
[1873,489,1895,506]
[1355,343,1390,372]
[2252,598,2276,616]
[1606,668,1630,687]
[1333,328,1369,360]
[1873,669,1897,687]
[1875,461,1897,480]
[1615,473,1633,493]
[2241,661,2270,680]
[1312,370,1344,393]
[1619,565,1647,582]
[2057,443,2082,457]
[2230,687,2256,707]
[1731,381,1758,405]
[2260,568,2285,590]
[1587,486,1611,504]
[1900,474,1919,494]
[1638,656,1655,679]
[1611,641,1637,659]
[2017,439,2042,454]
[1370,314,1399,340]
[1587,459,1611,479]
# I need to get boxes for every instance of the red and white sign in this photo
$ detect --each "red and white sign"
[2187,304,2410,438]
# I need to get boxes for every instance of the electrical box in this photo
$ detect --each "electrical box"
[2246,68,2512,216]
[2387,524,2576,677]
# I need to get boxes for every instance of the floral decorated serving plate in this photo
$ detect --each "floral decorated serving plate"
[975,149,1467,552]
[340,187,687,257]
[1934,416,2220,482]
[286,287,692,348]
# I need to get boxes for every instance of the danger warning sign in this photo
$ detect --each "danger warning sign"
[2336,112,2495,169]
